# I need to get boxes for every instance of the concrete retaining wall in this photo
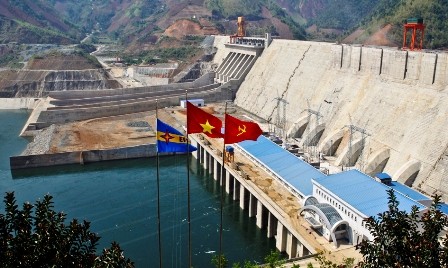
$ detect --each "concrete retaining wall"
[234,39,448,201]
[48,83,221,109]
[10,144,159,169]
[48,72,215,99]
[36,88,226,127]
[0,98,41,109]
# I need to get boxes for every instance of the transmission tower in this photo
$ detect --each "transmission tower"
[273,97,288,139]
[303,99,323,158]
[344,115,370,169]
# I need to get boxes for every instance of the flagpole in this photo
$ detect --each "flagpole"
[156,99,163,268]
[185,90,192,268]
[218,101,228,268]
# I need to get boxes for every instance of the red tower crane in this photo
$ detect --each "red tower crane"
[230,16,246,44]
[402,18,425,50]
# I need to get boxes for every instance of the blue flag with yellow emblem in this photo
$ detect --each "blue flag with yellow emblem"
[157,119,197,153]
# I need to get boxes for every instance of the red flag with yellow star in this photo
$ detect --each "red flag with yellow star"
[224,114,263,144]
[187,101,223,138]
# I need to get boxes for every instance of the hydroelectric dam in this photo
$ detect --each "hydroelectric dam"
[13,35,448,263]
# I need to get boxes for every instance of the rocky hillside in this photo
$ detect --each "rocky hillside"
[1,0,448,49]
[0,52,121,97]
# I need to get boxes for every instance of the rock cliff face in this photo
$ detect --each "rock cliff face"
[0,69,121,97]
[214,35,448,202]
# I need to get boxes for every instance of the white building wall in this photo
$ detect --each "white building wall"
[312,184,373,242]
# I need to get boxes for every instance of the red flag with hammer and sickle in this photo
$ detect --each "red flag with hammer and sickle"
[224,114,263,144]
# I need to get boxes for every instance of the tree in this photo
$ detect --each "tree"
[212,254,228,268]
[358,189,448,268]
[228,250,286,268]
[264,250,286,268]
[313,250,355,268]
[0,192,134,268]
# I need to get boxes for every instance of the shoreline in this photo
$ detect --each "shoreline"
[0,98,42,110]
[10,144,162,170]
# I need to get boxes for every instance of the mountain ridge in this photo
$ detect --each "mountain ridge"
[0,0,447,50]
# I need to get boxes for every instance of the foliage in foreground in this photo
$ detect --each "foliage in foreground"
[358,190,448,268]
[212,250,286,268]
[0,192,134,268]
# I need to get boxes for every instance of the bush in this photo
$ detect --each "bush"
[0,192,134,268]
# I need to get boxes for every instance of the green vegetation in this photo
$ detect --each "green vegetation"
[76,43,97,54]
[263,0,306,39]
[0,192,133,267]
[122,46,201,65]
[0,54,22,69]
[212,250,287,268]
[75,51,103,68]
[0,17,75,44]
[358,190,448,267]
[307,0,378,30]
[205,0,306,39]
[364,0,448,49]
[2,0,448,48]
[205,0,260,19]
[306,0,448,48]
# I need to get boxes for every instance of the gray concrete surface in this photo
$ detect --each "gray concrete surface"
[225,35,448,201]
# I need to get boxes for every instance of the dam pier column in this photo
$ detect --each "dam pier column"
[210,157,215,176]
[286,232,298,258]
[225,171,233,194]
[267,212,277,238]
[206,151,212,172]
[276,222,287,252]
[191,140,199,159]
[249,193,257,217]
[233,179,240,201]
[201,147,207,167]
[256,200,264,228]
[239,185,247,209]
[297,241,304,257]
[213,159,219,181]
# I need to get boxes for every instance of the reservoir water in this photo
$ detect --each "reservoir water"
[0,110,276,267]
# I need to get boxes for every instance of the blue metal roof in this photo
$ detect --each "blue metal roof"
[314,169,426,217]
[238,135,324,196]
[439,204,448,215]
[388,181,430,201]
[375,172,391,180]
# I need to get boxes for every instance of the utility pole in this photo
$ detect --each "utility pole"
[303,100,323,159]
[344,116,370,169]
[273,97,288,140]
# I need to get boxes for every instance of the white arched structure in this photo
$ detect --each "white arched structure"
[286,115,309,138]
[318,129,344,156]
[300,123,326,147]
[334,138,364,167]
[364,148,391,176]
[393,159,421,187]
[300,196,348,248]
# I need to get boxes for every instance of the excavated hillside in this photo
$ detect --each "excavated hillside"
[163,19,219,39]
[0,54,121,97]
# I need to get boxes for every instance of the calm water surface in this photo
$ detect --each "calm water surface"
[0,110,276,267]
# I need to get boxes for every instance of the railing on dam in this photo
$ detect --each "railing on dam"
[333,44,448,86]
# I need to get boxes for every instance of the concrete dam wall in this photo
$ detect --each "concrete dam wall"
[225,37,448,201]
